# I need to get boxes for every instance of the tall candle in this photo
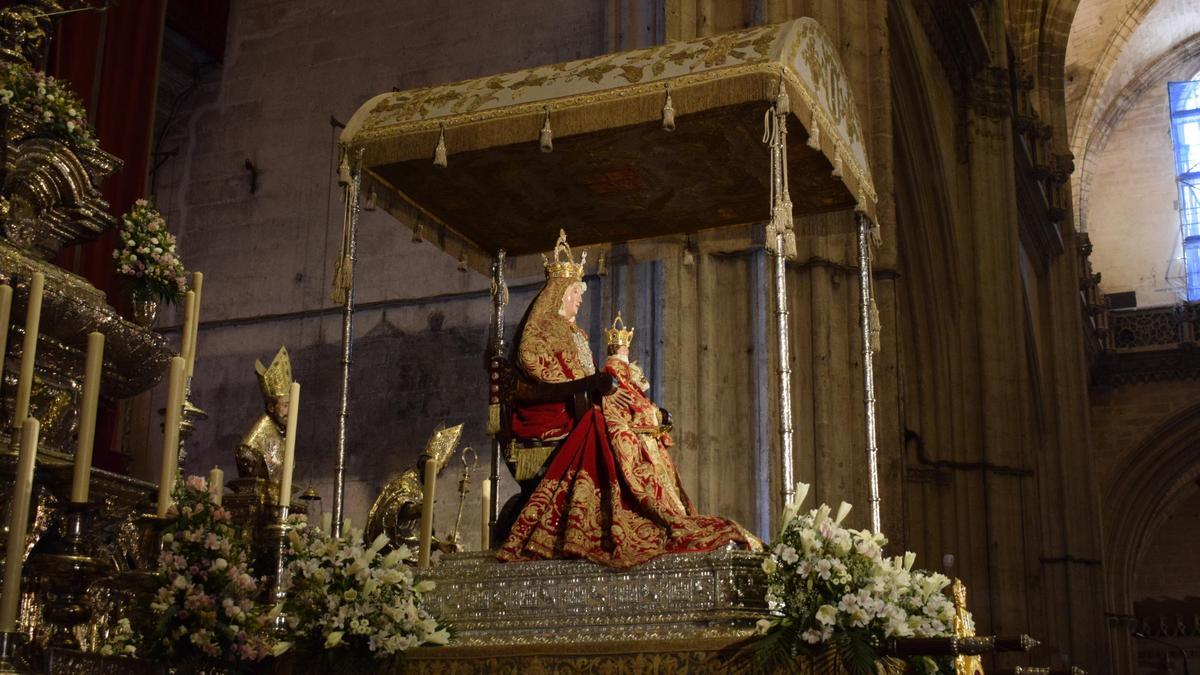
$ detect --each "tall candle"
[278,381,299,508]
[0,285,12,387]
[418,459,437,567]
[0,418,39,632]
[186,272,203,379]
[13,272,43,429]
[321,512,332,536]
[157,357,185,517]
[480,478,491,551]
[178,290,195,376]
[71,332,104,503]
[208,466,224,506]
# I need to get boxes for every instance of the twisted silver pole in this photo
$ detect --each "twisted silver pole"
[332,150,362,539]
[857,212,881,533]
[767,104,795,506]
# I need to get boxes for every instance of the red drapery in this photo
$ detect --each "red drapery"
[47,1,167,470]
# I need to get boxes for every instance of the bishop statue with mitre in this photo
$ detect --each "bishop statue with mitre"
[235,345,293,501]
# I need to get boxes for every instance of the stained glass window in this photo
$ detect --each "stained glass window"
[1169,79,1200,300]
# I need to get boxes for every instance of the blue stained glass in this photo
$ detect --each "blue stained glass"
[1169,80,1200,299]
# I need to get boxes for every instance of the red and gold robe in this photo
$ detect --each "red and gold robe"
[499,353,761,568]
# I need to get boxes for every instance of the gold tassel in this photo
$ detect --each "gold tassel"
[433,126,448,168]
[364,187,377,211]
[662,85,676,131]
[764,221,780,254]
[539,106,553,153]
[783,228,797,260]
[597,251,608,277]
[514,446,554,481]
[486,403,500,437]
[458,251,468,271]
[412,222,423,243]
[806,118,820,151]
[869,298,881,353]
[332,254,353,304]
[870,221,882,248]
[774,76,790,116]
[831,154,843,179]
[337,153,351,186]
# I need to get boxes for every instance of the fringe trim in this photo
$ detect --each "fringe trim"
[514,445,554,481]
[486,403,501,437]
[332,254,353,305]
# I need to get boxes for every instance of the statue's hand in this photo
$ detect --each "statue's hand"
[605,386,634,410]
[658,407,672,427]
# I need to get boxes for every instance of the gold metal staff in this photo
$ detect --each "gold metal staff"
[449,447,477,550]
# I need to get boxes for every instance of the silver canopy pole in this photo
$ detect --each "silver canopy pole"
[486,250,507,545]
[765,96,796,507]
[332,149,362,538]
[856,212,881,533]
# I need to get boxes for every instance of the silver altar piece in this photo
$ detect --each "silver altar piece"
[416,549,770,646]
[262,505,292,635]
[26,502,104,650]
[331,147,363,539]
[856,212,881,534]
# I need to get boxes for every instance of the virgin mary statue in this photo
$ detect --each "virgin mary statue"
[498,231,760,568]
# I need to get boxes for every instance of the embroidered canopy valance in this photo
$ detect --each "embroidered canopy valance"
[340,18,877,272]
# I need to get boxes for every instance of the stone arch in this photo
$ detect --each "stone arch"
[1067,0,1158,155]
[1073,32,1200,231]
[1102,400,1200,667]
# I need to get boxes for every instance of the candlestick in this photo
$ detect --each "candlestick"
[418,458,437,567]
[278,381,299,507]
[13,272,43,430]
[186,272,203,379]
[1,417,39,632]
[208,466,224,506]
[70,332,104,503]
[179,290,195,370]
[480,478,491,550]
[157,357,185,517]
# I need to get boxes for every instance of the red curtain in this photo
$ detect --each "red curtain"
[47,1,167,470]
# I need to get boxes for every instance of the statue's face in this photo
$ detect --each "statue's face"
[560,282,585,322]
[268,394,290,427]
[615,344,630,361]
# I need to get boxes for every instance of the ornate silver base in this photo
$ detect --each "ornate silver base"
[0,632,30,674]
[415,548,770,646]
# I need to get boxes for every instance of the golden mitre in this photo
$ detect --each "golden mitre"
[604,312,635,349]
[423,422,464,468]
[255,346,292,400]
[542,228,586,280]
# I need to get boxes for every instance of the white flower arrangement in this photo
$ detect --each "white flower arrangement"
[0,61,97,149]
[281,517,450,659]
[113,199,187,305]
[751,483,965,674]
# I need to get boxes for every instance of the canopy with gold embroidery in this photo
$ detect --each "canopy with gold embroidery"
[341,17,876,272]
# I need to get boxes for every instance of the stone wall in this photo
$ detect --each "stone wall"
[134,0,613,547]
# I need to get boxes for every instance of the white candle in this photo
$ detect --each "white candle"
[321,512,332,536]
[0,285,12,385]
[480,478,491,551]
[0,417,39,632]
[71,332,104,503]
[157,357,185,517]
[277,381,299,508]
[13,272,43,429]
[208,466,224,506]
[186,272,203,379]
[178,290,195,377]
[418,459,437,567]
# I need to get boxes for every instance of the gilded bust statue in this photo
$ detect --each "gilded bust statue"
[365,423,464,550]
[235,346,292,501]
